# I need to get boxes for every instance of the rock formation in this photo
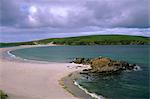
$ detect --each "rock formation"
[72,57,136,74]
[72,58,91,65]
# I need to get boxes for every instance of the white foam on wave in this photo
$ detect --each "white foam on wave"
[125,64,142,72]
[7,50,17,58]
[7,50,28,61]
[133,65,142,71]
[74,80,103,99]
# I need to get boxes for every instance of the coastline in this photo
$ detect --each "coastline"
[0,45,101,99]
[60,72,105,99]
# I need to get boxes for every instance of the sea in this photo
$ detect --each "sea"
[10,45,150,99]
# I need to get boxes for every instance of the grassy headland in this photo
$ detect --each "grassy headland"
[0,35,149,47]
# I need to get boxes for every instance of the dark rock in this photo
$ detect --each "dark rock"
[79,72,89,75]
[128,64,136,70]
[83,69,90,71]
[72,58,91,64]
[80,69,91,75]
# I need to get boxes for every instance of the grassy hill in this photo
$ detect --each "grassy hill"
[0,35,150,47]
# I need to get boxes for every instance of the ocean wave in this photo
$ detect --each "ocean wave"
[74,80,103,99]
[7,50,28,61]
[7,50,51,63]
[133,65,142,71]
[7,50,17,58]
[125,64,142,72]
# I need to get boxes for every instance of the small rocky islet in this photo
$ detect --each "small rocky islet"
[72,57,138,75]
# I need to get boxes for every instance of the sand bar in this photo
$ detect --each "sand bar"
[0,45,90,99]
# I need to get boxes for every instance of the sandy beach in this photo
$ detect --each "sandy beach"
[0,45,92,99]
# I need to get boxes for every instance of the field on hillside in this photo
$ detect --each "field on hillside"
[0,35,150,47]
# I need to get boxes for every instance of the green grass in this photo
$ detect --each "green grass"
[0,90,8,99]
[0,35,149,47]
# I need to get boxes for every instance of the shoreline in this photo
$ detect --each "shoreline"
[60,71,93,99]
[0,45,103,99]
[60,71,105,99]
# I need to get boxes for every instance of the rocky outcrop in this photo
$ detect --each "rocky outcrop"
[72,58,91,65]
[90,57,136,74]
[72,57,136,74]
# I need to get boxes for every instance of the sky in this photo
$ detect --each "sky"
[0,0,150,42]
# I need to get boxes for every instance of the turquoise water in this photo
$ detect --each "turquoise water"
[11,45,149,99]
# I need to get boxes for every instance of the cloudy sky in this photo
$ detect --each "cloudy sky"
[0,0,150,42]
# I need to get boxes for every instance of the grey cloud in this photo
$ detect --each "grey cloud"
[84,0,149,28]
[0,0,149,29]
[1,0,27,26]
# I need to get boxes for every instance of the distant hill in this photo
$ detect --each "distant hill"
[0,35,150,47]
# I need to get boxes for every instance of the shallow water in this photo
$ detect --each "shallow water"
[11,45,150,99]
